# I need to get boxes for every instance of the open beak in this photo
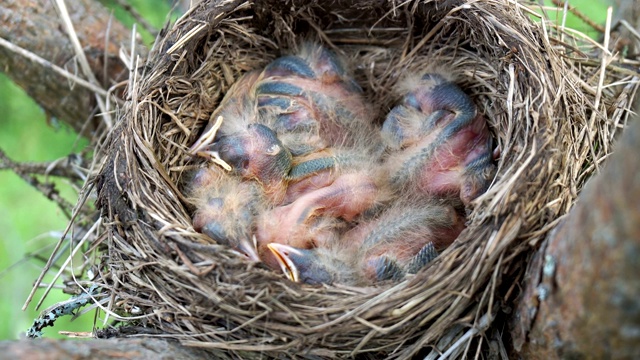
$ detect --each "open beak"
[190,115,224,155]
[190,125,217,155]
[237,236,261,262]
[188,116,232,171]
[267,243,300,282]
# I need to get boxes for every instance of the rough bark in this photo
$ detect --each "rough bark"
[510,116,640,359]
[0,338,214,360]
[0,0,138,135]
[612,0,640,59]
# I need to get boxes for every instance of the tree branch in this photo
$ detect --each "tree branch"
[0,148,76,218]
[0,0,140,135]
[510,116,640,358]
[0,338,216,360]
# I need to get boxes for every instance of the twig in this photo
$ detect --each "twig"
[0,231,73,281]
[619,19,640,43]
[549,0,606,33]
[584,7,613,173]
[33,218,101,311]
[27,285,101,338]
[22,179,97,312]
[103,12,114,89]
[54,0,112,128]
[425,312,494,360]
[110,0,159,38]
[0,154,87,181]
[0,37,109,97]
[0,149,73,218]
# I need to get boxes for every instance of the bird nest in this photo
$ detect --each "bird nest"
[76,0,637,358]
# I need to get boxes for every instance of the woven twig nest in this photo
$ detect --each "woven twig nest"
[91,0,637,358]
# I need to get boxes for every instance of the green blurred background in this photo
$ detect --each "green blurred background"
[0,0,609,340]
[0,0,173,339]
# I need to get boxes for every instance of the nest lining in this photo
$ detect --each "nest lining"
[88,0,638,358]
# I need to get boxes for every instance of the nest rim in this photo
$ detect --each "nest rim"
[86,0,637,357]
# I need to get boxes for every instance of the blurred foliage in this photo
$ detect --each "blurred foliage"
[99,0,176,43]
[0,0,172,340]
[531,0,610,39]
[0,0,610,341]
[0,73,90,339]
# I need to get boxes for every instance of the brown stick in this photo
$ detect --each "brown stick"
[0,338,220,360]
[510,115,640,358]
[610,0,640,59]
[0,0,139,135]
[0,149,75,218]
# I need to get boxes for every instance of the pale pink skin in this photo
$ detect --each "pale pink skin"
[256,172,379,270]
[260,44,375,150]
[282,169,336,205]
[266,202,466,285]
[190,46,382,270]
[380,72,497,206]
[189,168,261,261]
[383,100,494,204]
[416,114,492,201]
[264,75,373,148]
[343,204,466,282]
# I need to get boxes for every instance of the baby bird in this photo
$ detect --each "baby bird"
[188,167,262,261]
[253,101,386,269]
[256,169,383,270]
[352,202,465,282]
[381,73,496,205]
[253,44,383,203]
[267,199,465,286]
[189,44,379,203]
[189,72,294,202]
[256,44,378,156]
[267,242,358,285]
[187,44,385,268]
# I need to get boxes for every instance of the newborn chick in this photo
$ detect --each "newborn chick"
[267,243,358,285]
[352,201,465,282]
[381,73,496,205]
[254,99,386,269]
[267,199,465,286]
[256,169,383,270]
[188,168,262,261]
[253,44,383,201]
[190,72,294,202]
[256,44,378,157]
[190,44,379,203]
